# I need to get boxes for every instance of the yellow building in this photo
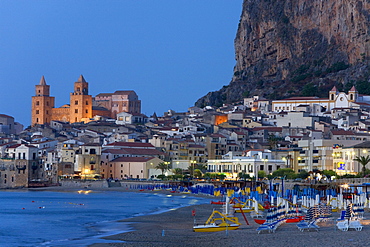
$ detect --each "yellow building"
[31,75,140,126]
[32,75,94,125]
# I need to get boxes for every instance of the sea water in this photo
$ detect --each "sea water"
[0,190,210,247]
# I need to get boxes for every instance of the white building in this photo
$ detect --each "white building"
[207,149,286,179]
[272,86,370,116]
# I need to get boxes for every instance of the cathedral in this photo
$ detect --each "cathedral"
[31,75,141,126]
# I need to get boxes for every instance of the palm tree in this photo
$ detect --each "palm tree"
[155,162,172,175]
[195,164,207,173]
[354,155,370,176]
[172,168,183,175]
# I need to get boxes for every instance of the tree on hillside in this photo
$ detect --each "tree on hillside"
[354,155,370,176]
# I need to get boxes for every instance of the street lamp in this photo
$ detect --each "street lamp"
[164,162,170,176]
[190,160,196,178]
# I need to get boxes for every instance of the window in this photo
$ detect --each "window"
[75,100,78,105]
[86,109,88,114]
[36,110,39,114]
[86,101,89,105]
[75,109,78,113]
[36,101,40,105]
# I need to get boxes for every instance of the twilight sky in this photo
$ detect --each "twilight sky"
[0,1,242,127]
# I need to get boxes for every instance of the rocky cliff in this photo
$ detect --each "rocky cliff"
[196,0,370,108]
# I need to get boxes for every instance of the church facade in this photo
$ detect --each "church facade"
[31,75,141,126]
[271,86,370,116]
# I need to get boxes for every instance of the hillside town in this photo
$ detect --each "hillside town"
[1,75,370,188]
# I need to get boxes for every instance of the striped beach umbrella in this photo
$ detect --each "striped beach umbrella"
[344,203,353,220]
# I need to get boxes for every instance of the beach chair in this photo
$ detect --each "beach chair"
[308,220,320,231]
[256,223,273,234]
[297,220,319,232]
[297,221,309,232]
[336,220,349,231]
[348,220,363,231]
[336,211,346,221]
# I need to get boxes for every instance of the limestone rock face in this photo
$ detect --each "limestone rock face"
[196,0,370,107]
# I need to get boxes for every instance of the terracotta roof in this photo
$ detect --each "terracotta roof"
[210,133,226,138]
[102,149,127,154]
[0,114,14,119]
[331,130,355,135]
[95,93,113,97]
[113,90,135,95]
[120,148,163,155]
[111,157,156,163]
[354,102,370,106]
[251,127,283,132]
[104,142,154,148]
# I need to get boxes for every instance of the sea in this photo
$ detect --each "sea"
[0,190,211,247]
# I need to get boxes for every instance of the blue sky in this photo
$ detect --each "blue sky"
[0,1,242,127]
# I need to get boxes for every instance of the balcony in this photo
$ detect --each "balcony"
[16,165,26,170]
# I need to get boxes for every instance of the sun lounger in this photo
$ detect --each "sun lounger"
[349,220,363,231]
[336,220,349,231]
[297,220,319,232]
[256,219,285,234]
[256,223,273,234]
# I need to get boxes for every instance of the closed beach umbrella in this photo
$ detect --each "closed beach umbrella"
[304,208,313,222]
[344,203,353,220]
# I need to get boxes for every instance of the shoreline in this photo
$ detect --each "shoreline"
[89,203,370,247]
[19,186,370,247]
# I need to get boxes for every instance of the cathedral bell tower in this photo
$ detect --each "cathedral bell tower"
[69,75,92,123]
[348,86,358,102]
[31,76,55,126]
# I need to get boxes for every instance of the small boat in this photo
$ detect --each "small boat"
[286,216,304,223]
[254,219,266,225]
[193,210,241,232]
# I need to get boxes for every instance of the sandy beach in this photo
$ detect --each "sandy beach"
[27,186,370,247]
[75,189,370,247]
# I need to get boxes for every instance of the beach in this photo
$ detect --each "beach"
[86,193,370,247]
[27,186,370,247]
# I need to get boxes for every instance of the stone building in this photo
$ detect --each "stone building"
[31,75,141,126]
[94,90,141,119]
